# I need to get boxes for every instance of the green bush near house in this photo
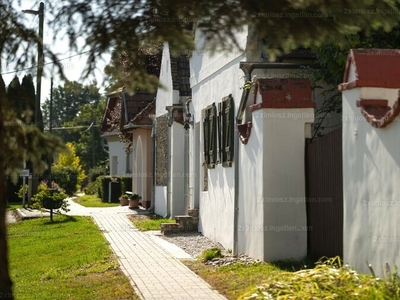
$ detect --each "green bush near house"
[120,176,133,195]
[96,175,132,203]
[84,180,99,195]
[88,165,108,182]
[52,165,79,196]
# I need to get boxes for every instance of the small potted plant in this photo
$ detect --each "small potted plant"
[31,181,69,221]
[119,194,129,206]
[128,193,141,209]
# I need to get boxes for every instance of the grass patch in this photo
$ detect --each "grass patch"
[199,248,223,262]
[8,215,139,300]
[182,259,280,299]
[6,201,23,211]
[183,256,400,300]
[128,214,175,231]
[74,194,120,207]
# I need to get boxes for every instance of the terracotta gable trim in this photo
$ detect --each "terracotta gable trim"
[339,80,400,91]
[356,98,400,128]
[237,122,252,145]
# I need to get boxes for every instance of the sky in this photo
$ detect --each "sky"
[1,0,110,104]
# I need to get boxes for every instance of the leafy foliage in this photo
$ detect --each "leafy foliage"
[49,0,400,80]
[199,248,224,263]
[64,101,108,172]
[104,42,163,93]
[42,80,101,130]
[51,166,79,196]
[310,22,400,138]
[52,142,85,192]
[31,181,69,213]
[105,98,134,153]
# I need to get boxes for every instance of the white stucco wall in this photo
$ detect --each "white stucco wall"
[170,123,185,217]
[342,86,400,276]
[155,186,167,217]
[104,134,133,175]
[156,42,180,117]
[132,129,152,202]
[239,107,313,261]
[190,29,247,249]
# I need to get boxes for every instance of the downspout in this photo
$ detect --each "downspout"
[182,98,193,212]
[165,105,184,218]
[149,115,156,211]
[233,61,317,256]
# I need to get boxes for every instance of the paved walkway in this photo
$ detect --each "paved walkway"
[24,199,226,300]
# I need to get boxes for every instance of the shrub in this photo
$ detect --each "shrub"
[95,175,132,202]
[31,181,69,212]
[120,176,133,195]
[53,142,86,187]
[84,181,99,195]
[88,165,108,182]
[199,248,223,262]
[52,166,79,196]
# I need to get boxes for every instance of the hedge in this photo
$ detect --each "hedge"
[96,175,132,203]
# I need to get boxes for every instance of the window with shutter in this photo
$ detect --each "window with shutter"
[217,102,222,164]
[221,95,234,167]
[208,103,217,168]
[202,108,209,166]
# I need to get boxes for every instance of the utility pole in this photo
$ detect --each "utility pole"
[22,2,44,201]
[23,2,44,128]
[49,77,53,177]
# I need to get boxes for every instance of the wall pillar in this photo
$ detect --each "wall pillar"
[249,78,315,261]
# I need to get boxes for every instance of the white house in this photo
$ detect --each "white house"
[101,88,155,208]
[100,90,133,176]
[340,49,400,276]
[154,25,342,261]
[154,42,191,217]
[187,26,324,261]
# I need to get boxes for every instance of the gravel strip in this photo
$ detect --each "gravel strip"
[159,232,225,258]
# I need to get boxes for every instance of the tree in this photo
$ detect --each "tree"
[3,0,400,297]
[53,142,86,193]
[42,81,107,173]
[42,80,101,130]
[104,42,163,93]
[310,22,400,138]
[49,0,400,84]
[64,101,108,173]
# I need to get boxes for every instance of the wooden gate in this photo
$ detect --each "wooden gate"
[305,127,343,259]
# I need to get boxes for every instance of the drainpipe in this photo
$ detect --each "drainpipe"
[149,114,156,211]
[232,61,317,256]
[182,98,193,212]
[165,105,184,218]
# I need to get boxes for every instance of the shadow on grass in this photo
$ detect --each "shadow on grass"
[43,215,78,225]
[271,256,318,272]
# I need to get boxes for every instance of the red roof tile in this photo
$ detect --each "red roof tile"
[339,49,400,91]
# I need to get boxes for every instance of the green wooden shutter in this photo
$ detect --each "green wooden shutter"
[208,104,217,168]
[203,108,209,166]
[222,95,234,167]
[217,102,223,164]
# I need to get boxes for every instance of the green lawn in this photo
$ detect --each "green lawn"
[74,194,121,207]
[6,201,23,211]
[7,215,139,300]
[128,214,175,231]
[183,256,400,300]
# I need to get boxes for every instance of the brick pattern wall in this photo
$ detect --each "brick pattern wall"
[155,114,168,185]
